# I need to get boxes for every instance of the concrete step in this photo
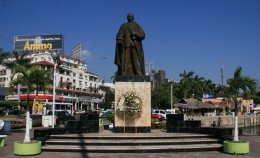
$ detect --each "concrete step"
[45,138,221,146]
[42,144,223,153]
[42,130,222,153]
[48,133,216,140]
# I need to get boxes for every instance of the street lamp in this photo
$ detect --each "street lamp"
[51,51,58,128]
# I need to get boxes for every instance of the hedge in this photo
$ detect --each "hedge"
[0,101,33,107]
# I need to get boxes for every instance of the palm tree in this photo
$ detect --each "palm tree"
[9,65,49,143]
[3,51,31,111]
[179,70,194,98]
[30,67,50,100]
[4,51,31,69]
[0,48,9,65]
[227,66,257,141]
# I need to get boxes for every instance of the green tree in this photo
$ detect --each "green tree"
[0,48,9,64]
[100,89,115,110]
[4,51,31,69]
[179,70,194,98]
[152,83,171,109]
[190,75,204,99]
[30,66,50,100]
[227,66,257,141]
[213,85,228,98]
[179,71,216,99]
[9,65,49,143]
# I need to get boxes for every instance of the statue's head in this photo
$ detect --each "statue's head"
[127,13,135,22]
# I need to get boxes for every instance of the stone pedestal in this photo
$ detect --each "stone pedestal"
[114,81,151,133]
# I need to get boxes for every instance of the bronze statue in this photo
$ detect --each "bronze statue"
[115,13,145,76]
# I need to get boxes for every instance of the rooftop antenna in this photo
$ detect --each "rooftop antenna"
[221,65,224,86]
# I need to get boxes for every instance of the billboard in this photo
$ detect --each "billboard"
[32,101,43,115]
[14,34,63,51]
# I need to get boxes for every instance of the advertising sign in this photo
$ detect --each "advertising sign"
[203,94,215,99]
[32,101,43,115]
[14,34,63,51]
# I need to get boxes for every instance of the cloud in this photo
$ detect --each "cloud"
[81,49,91,57]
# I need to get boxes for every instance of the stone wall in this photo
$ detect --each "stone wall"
[187,115,260,127]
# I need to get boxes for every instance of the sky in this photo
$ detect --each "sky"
[0,0,260,85]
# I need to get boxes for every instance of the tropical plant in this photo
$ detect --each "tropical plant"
[30,66,50,100]
[227,66,257,141]
[9,65,49,143]
[151,83,172,109]
[179,70,194,98]
[179,70,216,99]
[4,51,31,69]
[99,89,115,110]
[0,48,9,65]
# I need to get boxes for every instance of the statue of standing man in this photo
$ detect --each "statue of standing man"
[115,13,145,76]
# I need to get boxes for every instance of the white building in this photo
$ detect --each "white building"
[0,49,103,114]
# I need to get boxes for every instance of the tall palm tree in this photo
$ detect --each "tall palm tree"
[4,51,31,112]
[9,65,49,143]
[227,66,257,141]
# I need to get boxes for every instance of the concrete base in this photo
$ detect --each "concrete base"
[14,140,41,156]
[224,140,249,155]
[115,82,151,132]
[114,126,151,133]
[0,135,7,147]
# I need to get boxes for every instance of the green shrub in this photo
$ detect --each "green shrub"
[0,101,19,107]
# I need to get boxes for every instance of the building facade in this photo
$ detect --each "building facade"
[0,35,103,114]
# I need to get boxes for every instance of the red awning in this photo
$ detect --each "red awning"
[19,95,64,101]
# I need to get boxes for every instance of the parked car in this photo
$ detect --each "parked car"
[100,109,114,117]
[152,110,167,119]
[11,114,42,128]
[47,111,74,124]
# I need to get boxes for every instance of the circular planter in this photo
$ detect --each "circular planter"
[224,140,249,155]
[14,140,41,156]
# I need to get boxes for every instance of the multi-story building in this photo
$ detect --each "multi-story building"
[0,34,103,114]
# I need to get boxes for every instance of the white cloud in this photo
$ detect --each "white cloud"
[81,49,91,57]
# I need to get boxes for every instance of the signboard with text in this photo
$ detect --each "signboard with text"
[203,94,215,99]
[14,34,63,51]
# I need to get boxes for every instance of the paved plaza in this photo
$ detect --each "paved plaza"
[1,128,260,158]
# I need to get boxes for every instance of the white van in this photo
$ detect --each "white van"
[45,102,73,115]
[166,109,176,114]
